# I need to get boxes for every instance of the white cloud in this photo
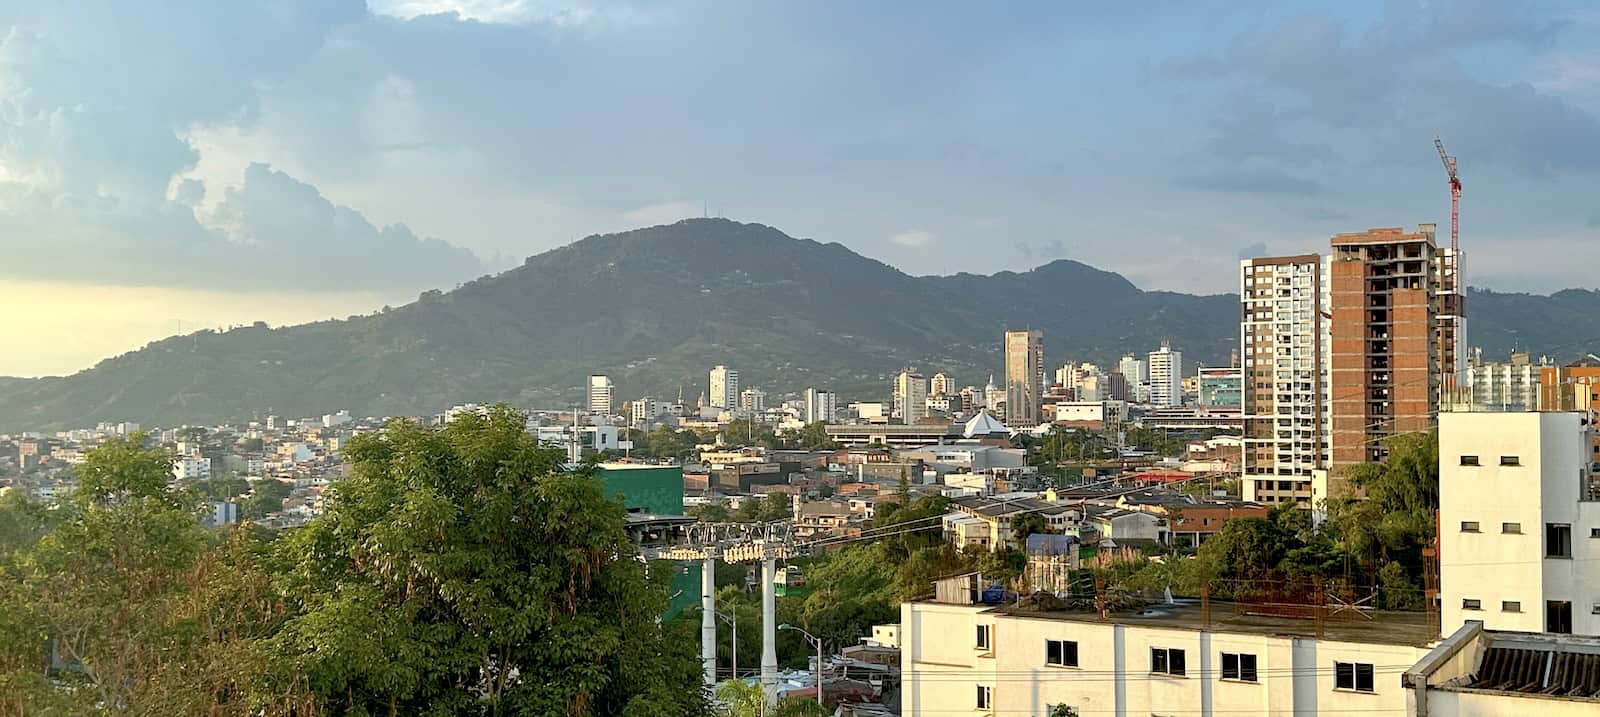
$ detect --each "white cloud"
[365,0,642,26]
[623,201,700,227]
[889,230,934,247]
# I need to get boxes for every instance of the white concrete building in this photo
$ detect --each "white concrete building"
[901,597,1436,717]
[803,388,837,424]
[532,424,621,456]
[1148,343,1184,409]
[1119,353,1150,403]
[587,374,615,415]
[1239,254,1332,504]
[709,365,738,409]
[1458,350,1546,412]
[930,372,955,397]
[172,456,212,481]
[321,410,352,428]
[1439,410,1600,636]
[894,369,929,424]
[738,388,766,415]
[628,397,658,426]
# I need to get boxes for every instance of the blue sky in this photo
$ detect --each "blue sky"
[2,0,1598,374]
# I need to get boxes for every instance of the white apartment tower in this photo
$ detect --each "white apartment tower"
[738,388,766,415]
[1440,410,1600,636]
[708,365,738,409]
[1147,344,1184,409]
[894,369,929,424]
[1239,255,1332,504]
[803,388,837,424]
[1117,354,1149,403]
[929,372,955,397]
[587,374,615,416]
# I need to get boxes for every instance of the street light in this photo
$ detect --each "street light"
[778,623,824,707]
[714,609,738,681]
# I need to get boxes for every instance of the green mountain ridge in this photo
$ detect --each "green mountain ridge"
[0,218,1595,430]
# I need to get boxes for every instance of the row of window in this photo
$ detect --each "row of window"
[1458,521,1599,558]
[1458,454,1519,466]
[1038,640,1370,691]
[972,656,1375,709]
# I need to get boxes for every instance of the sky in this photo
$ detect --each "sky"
[3,0,1599,376]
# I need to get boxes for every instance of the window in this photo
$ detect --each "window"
[1502,601,1521,613]
[1500,455,1521,466]
[1459,455,1479,466]
[976,685,992,710]
[975,625,990,650]
[1547,601,1573,634]
[1462,599,1481,610]
[1547,523,1573,558]
[1151,647,1187,676]
[1334,662,1375,693]
[1502,522,1522,534]
[1591,527,1600,539]
[1460,521,1480,532]
[1046,639,1079,667]
[1221,652,1258,682]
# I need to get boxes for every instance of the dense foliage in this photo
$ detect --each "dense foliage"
[0,408,708,716]
[1098,432,1440,608]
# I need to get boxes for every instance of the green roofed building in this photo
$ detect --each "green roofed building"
[596,463,696,616]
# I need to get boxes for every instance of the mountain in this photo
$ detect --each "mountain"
[0,218,1595,430]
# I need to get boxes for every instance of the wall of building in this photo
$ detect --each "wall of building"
[1425,690,1600,717]
[902,603,1428,717]
[1439,412,1600,636]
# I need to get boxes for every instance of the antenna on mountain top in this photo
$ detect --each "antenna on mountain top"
[703,201,708,218]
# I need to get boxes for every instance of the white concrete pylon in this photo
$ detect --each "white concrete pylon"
[701,555,717,686]
[761,554,778,705]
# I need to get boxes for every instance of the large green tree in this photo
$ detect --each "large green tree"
[0,434,286,717]
[268,406,707,716]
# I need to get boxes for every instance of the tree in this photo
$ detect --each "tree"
[0,434,286,716]
[269,406,707,716]
[1047,705,1081,717]
[192,476,251,501]
[239,480,292,520]
[714,680,828,717]
[690,500,732,523]
[1011,512,1050,549]
[792,422,837,451]
[757,494,792,522]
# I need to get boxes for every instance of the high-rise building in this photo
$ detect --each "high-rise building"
[893,369,929,424]
[1117,353,1149,403]
[1004,330,1043,426]
[708,365,739,409]
[1458,349,1545,411]
[1329,225,1459,469]
[738,388,766,415]
[803,388,837,424]
[1147,344,1183,409]
[930,372,955,397]
[587,374,615,415]
[628,397,657,426]
[1240,254,1331,503]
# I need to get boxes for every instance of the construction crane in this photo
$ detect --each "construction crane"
[1433,136,1460,253]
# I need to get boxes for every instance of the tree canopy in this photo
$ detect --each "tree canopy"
[0,409,709,716]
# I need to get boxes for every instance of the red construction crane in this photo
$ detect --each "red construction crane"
[1434,136,1460,253]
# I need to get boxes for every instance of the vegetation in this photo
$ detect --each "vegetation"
[1100,432,1440,608]
[0,408,709,716]
[714,680,828,716]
